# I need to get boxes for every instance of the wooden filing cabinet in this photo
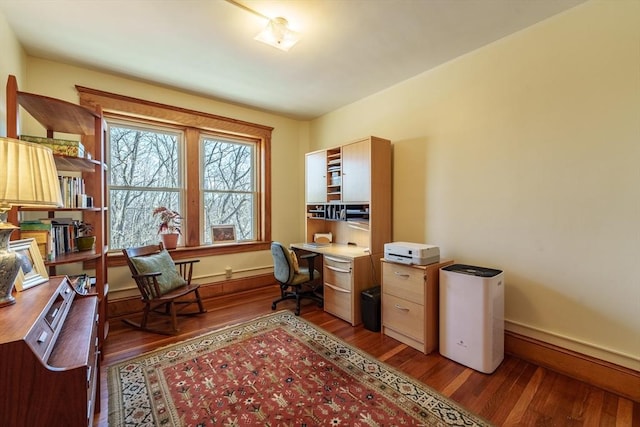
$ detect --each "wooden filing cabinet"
[323,254,373,326]
[381,259,453,354]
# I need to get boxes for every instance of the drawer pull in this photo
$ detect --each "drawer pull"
[37,331,48,343]
[394,304,410,312]
[325,256,350,265]
[326,265,351,274]
[325,283,350,293]
[394,272,410,278]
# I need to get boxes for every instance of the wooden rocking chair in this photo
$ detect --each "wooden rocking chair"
[122,242,206,335]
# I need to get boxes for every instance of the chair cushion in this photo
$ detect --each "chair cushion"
[129,249,186,294]
[288,249,300,273]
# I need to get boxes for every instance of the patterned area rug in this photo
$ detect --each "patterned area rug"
[108,311,491,426]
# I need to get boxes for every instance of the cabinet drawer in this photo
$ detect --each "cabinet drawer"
[323,255,353,290]
[382,263,424,303]
[382,293,424,343]
[324,282,352,322]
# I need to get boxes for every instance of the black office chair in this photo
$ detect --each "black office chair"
[271,242,323,315]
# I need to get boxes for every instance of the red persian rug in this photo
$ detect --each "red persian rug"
[108,311,490,426]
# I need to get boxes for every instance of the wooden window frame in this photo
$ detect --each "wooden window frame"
[77,86,273,266]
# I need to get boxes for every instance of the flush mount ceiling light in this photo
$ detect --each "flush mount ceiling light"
[254,17,301,51]
[225,0,301,51]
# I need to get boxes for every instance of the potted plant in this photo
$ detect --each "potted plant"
[75,220,95,251]
[153,206,181,249]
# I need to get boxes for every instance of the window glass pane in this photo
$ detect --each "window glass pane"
[110,125,180,187]
[202,136,256,242]
[110,189,180,249]
[203,138,254,191]
[108,122,182,250]
[203,192,255,242]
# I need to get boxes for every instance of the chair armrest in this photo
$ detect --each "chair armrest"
[131,272,163,299]
[299,252,319,280]
[174,259,200,283]
[174,259,200,266]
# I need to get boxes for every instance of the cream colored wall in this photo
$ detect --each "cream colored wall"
[0,8,26,137]
[19,58,309,299]
[310,0,640,370]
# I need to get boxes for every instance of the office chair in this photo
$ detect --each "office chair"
[122,242,206,334]
[271,242,323,315]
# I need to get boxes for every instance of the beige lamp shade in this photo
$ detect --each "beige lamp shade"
[0,137,63,210]
[0,137,63,307]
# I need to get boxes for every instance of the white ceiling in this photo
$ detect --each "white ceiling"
[0,0,585,120]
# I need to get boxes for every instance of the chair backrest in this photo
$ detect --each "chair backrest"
[271,242,294,285]
[123,242,165,275]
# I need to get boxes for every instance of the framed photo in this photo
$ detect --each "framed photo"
[9,238,49,291]
[211,224,236,244]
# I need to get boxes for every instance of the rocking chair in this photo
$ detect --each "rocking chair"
[122,242,206,334]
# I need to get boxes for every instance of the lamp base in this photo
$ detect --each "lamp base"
[0,224,20,308]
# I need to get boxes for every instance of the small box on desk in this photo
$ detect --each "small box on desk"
[20,134,86,158]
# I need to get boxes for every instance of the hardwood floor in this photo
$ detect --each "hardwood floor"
[95,286,639,426]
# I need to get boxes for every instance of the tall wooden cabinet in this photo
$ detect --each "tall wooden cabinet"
[5,75,108,421]
[303,136,391,325]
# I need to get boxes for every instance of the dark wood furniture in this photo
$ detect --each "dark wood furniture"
[0,276,99,426]
[122,243,206,334]
[6,74,109,358]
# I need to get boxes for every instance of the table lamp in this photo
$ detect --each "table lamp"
[0,137,63,307]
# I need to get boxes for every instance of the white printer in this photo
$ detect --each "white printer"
[384,242,440,265]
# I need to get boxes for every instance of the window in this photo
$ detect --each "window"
[108,121,183,249]
[77,85,272,256]
[202,135,257,243]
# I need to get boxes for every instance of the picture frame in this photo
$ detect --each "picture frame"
[211,224,236,244]
[9,238,49,291]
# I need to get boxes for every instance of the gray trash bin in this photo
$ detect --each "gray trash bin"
[361,286,381,332]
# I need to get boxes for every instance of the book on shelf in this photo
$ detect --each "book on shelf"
[58,175,89,208]
[20,219,79,260]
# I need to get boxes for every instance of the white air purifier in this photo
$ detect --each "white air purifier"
[439,264,504,374]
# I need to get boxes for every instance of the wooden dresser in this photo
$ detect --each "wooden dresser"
[0,277,99,427]
[381,259,453,354]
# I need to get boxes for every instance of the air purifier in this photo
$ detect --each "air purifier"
[439,264,504,374]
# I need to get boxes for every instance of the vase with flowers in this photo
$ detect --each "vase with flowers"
[153,206,181,249]
[75,220,95,251]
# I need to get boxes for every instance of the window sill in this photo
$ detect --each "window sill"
[107,241,271,268]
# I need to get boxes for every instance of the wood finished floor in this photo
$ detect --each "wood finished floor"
[96,286,639,426]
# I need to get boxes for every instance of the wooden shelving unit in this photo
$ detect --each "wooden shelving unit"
[5,75,109,408]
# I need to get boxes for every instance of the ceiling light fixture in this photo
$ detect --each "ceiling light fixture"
[225,0,301,51]
[254,17,300,51]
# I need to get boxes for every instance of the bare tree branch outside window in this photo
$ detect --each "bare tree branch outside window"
[202,136,256,243]
[107,122,257,249]
[108,123,181,249]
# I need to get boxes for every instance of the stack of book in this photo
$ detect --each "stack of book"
[20,218,79,261]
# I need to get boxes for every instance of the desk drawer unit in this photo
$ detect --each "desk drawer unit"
[381,259,453,354]
[323,255,354,324]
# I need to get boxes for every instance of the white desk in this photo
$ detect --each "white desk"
[290,242,370,259]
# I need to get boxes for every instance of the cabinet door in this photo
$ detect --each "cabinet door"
[342,140,370,202]
[305,150,327,203]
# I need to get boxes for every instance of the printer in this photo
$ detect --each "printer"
[384,242,440,265]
